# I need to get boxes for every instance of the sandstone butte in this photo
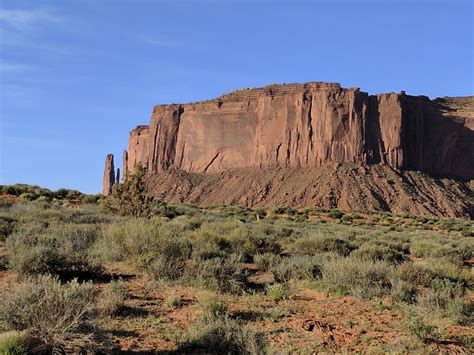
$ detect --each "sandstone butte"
[103,82,474,218]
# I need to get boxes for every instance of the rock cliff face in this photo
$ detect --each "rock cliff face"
[103,82,473,216]
[121,82,473,179]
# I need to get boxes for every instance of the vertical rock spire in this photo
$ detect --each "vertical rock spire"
[122,149,128,182]
[102,154,115,196]
[116,168,121,186]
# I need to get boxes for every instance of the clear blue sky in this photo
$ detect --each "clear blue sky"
[1,0,472,193]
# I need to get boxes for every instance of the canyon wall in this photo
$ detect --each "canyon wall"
[118,82,473,180]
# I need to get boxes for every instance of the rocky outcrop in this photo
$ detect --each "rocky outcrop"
[121,82,473,180]
[104,82,473,216]
[102,154,115,196]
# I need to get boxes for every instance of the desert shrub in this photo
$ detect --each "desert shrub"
[320,257,393,299]
[191,240,229,261]
[197,293,228,319]
[390,278,418,303]
[98,280,128,316]
[436,218,472,233]
[242,223,294,256]
[163,294,182,309]
[291,234,356,257]
[403,306,442,343]
[271,255,322,283]
[265,283,286,302]
[430,243,473,263]
[146,238,192,281]
[166,215,202,235]
[145,240,190,280]
[103,164,164,218]
[186,220,246,256]
[0,275,108,351]
[0,331,29,355]
[92,218,165,263]
[0,184,78,201]
[272,206,297,215]
[410,236,473,263]
[181,315,266,353]
[328,209,344,219]
[424,258,473,287]
[185,253,247,294]
[7,224,101,277]
[254,253,281,271]
[244,233,282,256]
[352,243,409,264]
[341,213,362,223]
[56,206,112,224]
[417,278,469,324]
[81,194,99,204]
[0,216,16,240]
[19,193,35,202]
[398,263,437,287]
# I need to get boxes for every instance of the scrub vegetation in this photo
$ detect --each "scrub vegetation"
[0,176,472,353]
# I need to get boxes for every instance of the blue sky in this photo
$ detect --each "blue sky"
[0,0,472,193]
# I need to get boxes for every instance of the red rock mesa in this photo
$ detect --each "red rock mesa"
[103,82,474,217]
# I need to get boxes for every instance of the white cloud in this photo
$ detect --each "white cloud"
[0,8,62,30]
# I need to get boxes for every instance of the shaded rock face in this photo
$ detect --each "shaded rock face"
[124,82,473,180]
[102,154,115,196]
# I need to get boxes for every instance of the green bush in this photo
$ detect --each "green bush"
[254,253,281,271]
[102,164,164,217]
[398,263,437,287]
[92,218,164,264]
[7,224,102,276]
[19,193,36,202]
[352,243,409,264]
[0,216,16,240]
[197,293,228,319]
[186,253,247,294]
[181,315,266,353]
[265,283,286,302]
[403,306,442,343]
[424,258,473,287]
[291,234,356,257]
[320,257,393,299]
[390,278,418,303]
[328,209,344,219]
[0,331,29,355]
[98,280,128,316]
[271,255,322,283]
[0,275,107,351]
[272,206,297,215]
[146,238,191,281]
[417,278,469,324]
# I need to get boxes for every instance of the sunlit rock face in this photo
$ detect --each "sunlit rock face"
[120,82,473,180]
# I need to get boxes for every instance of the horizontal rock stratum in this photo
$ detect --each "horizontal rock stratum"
[104,82,474,217]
